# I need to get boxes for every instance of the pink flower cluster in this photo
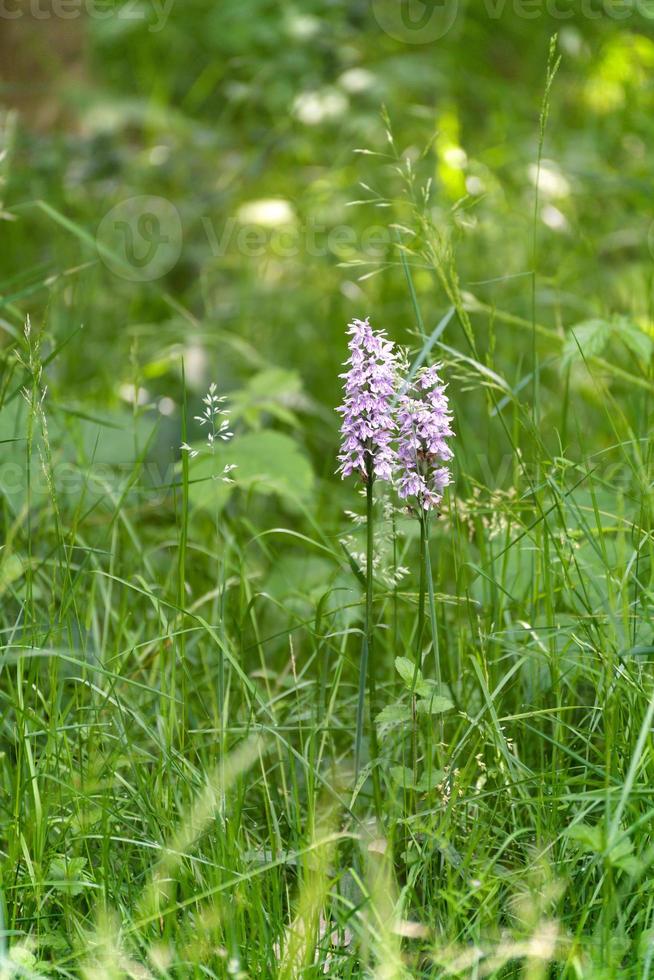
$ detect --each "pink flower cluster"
[337,319,454,511]
[396,365,454,511]
[336,318,398,482]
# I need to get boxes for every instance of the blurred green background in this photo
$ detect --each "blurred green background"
[2,12,652,340]
[1,0,653,532]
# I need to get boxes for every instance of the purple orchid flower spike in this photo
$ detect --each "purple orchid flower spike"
[336,318,399,484]
[396,364,454,511]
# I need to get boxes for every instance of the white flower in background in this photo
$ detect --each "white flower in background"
[541,203,569,232]
[285,12,321,40]
[338,67,375,94]
[528,160,570,198]
[119,383,149,406]
[292,89,347,126]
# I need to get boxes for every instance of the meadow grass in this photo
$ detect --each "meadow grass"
[2,210,654,977]
[2,15,654,979]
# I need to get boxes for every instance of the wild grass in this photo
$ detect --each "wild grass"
[2,217,654,977]
[2,18,654,980]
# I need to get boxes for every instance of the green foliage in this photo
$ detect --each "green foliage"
[393,655,454,710]
[562,318,614,367]
[563,315,653,370]
[228,368,307,430]
[187,429,315,513]
[2,3,654,977]
[565,824,643,876]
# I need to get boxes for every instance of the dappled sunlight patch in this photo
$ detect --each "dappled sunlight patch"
[236,198,296,228]
[582,33,654,114]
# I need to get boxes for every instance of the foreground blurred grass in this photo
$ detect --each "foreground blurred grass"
[1,3,654,977]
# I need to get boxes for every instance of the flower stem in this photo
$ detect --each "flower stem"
[411,511,427,794]
[355,466,382,817]
[422,511,440,688]
[422,510,445,764]
[416,512,427,664]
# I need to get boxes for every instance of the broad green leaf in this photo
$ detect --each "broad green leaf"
[187,430,314,513]
[229,368,305,429]
[415,676,452,699]
[395,656,420,690]
[565,823,603,854]
[607,835,634,863]
[562,319,612,368]
[621,645,654,659]
[416,695,454,715]
[613,855,643,876]
[264,554,335,606]
[389,765,445,793]
[376,703,412,726]
[395,658,449,701]
[48,857,90,896]
[615,317,653,366]
[0,398,159,513]
[390,766,417,790]
[415,769,445,792]
[565,822,638,871]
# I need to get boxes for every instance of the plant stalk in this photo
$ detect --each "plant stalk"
[410,511,428,798]
[355,465,382,818]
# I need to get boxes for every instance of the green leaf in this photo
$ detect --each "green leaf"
[0,553,24,596]
[565,822,640,872]
[36,933,70,951]
[395,656,420,690]
[563,316,653,374]
[389,765,445,793]
[390,766,417,790]
[416,695,454,715]
[607,834,634,863]
[376,703,412,726]
[615,317,653,366]
[229,368,305,429]
[8,945,37,970]
[48,857,90,896]
[564,823,603,854]
[395,659,451,702]
[562,319,612,368]
[415,769,445,792]
[415,676,452,698]
[187,430,314,514]
[613,855,643,877]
